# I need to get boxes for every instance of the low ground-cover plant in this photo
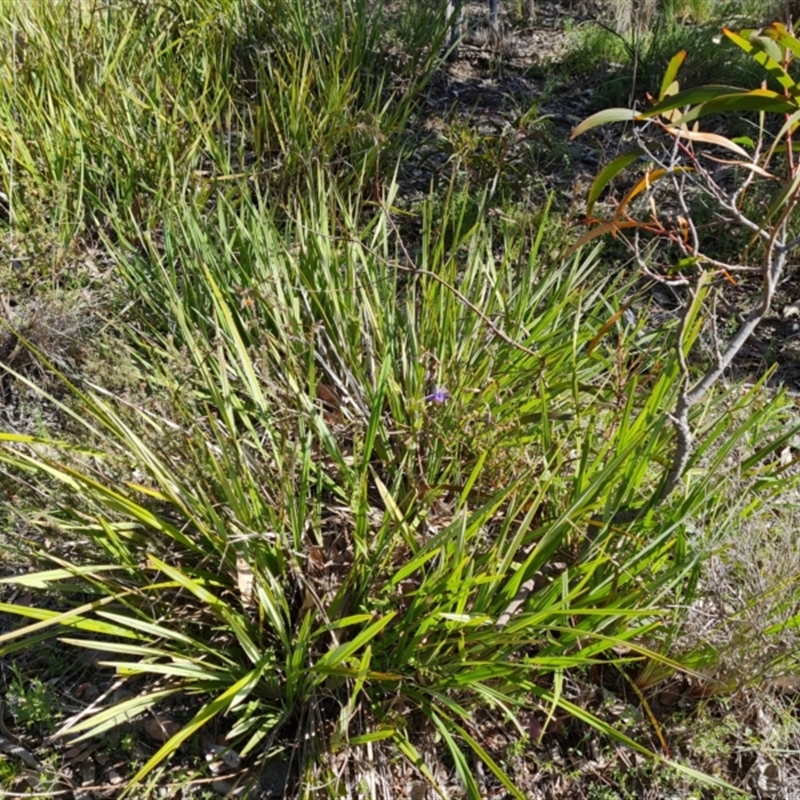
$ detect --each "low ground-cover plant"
[5,662,62,734]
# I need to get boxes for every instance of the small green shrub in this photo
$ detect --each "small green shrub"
[6,663,61,733]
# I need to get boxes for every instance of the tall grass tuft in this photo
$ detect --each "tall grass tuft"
[3,176,792,794]
[0,0,446,248]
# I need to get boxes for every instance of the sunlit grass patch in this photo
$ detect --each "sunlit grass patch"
[561,0,771,108]
[0,0,448,252]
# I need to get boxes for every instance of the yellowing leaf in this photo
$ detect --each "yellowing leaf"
[570,108,637,139]
[614,167,693,222]
[236,555,254,607]
[659,51,686,101]
[665,127,751,158]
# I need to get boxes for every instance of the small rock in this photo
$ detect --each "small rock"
[212,778,243,796]
[105,767,124,785]
[258,757,291,798]
[409,780,428,800]
[80,760,95,786]
[657,686,683,707]
[205,743,242,769]
[141,713,181,742]
[752,761,783,798]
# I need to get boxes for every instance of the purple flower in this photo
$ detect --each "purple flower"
[425,386,450,404]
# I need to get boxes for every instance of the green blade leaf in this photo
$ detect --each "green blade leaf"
[585,148,644,215]
[315,612,397,671]
[724,27,799,97]
[659,50,686,100]
[125,670,263,787]
[57,689,180,743]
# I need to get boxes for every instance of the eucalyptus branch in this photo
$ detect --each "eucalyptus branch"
[572,26,800,508]
[657,198,796,499]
